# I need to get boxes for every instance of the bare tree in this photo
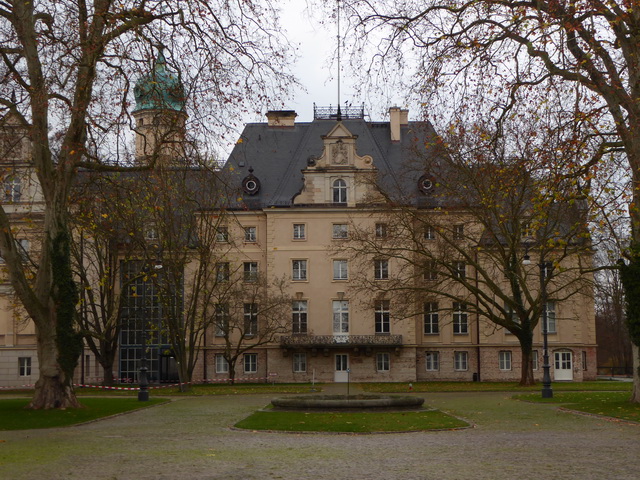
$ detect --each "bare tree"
[0,0,294,408]
[341,120,593,385]
[212,273,291,384]
[333,0,640,400]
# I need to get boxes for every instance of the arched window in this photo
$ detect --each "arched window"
[332,178,347,204]
[3,175,21,202]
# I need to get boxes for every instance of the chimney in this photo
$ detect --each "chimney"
[389,107,408,141]
[266,110,297,127]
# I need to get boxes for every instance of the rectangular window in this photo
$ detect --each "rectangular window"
[293,353,307,373]
[543,302,557,333]
[215,354,229,374]
[375,223,387,238]
[244,226,257,242]
[332,223,348,239]
[374,259,389,280]
[453,224,464,240]
[215,226,229,243]
[423,302,439,334]
[375,300,390,334]
[292,300,308,334]
[425,352,439,371]
[453,302,468,334]
[453,261,466,279]
[243,353,257,374]
[582,351,587,370]
[243,262,258,282]
[214,303,229,336]
[499,351,512,371]
[332,300,349,334]
[424,225,435,240]
[333,259,348,280]
[423,260,438,281]
[376,353,390,372]
[293,223,306,240]
[532,350,539,370]
[215,262,230,283]
[292,260,308,281]
[244,303,258,336]
[454,351,468,371]
[18,357,31,376]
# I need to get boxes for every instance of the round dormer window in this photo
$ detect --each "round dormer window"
[418,174,435,194]
[242,171,261,195]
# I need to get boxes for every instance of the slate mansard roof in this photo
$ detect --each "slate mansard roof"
[222,116,447,210]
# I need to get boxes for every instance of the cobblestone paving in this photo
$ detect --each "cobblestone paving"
[0,391,638,480]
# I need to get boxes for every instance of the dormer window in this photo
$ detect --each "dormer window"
[332,179,347,204]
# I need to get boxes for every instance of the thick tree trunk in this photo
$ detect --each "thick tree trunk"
[519,346,535,386]
[28,322,81,409]
[102,361,115,386]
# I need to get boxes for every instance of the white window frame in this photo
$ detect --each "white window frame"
[293,223,306,240]
[332,223,348,239]
[425,351,439,371]
[453,302,468,334]
[292,300,308,334]
[532,350,539,370]
[215,354,229,374]
[18,357,31,376]
[244,226,257,242]
[375,300,390,334]
[243,261,258,282]
[243,353,258,374]
[292,259,308,281]
[243,303,258,336]
[375,223,387,238]
[499,351,512,371]
[454,351,469,371]
[374,259,389,280]
[332,178,348,203]
[376,352,390,372]
[293,353,307,373]
[423,302,439,334]
[214,303,229,337]
[4,175,21,202]
[333,259,348,280]
[215,226,229,243]
[215,262,230,282]
[453,224,464,240]
[543,302,557,333]
[332,300,349,334]
[453,261,466,279]
[424,225,435,240]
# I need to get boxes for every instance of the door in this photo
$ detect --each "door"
[334,354,349,383]
[554,351,573,381]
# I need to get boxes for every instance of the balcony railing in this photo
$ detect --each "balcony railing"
[280,334,403,348]
[313,104,365,120]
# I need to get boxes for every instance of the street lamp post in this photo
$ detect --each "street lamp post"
[539,261,553,399]
[138,276,149,402]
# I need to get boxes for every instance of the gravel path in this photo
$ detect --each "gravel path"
[0,391,638,480]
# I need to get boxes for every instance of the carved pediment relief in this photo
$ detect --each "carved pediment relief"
[306,123,374,171]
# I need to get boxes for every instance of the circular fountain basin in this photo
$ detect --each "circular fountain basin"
[271,394,424,410]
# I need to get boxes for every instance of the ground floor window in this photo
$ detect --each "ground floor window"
[425,351,439,371]
[293,353,307,373]
[18,357,31,376]
[499,351,512,371]
[532,350,539,370]
[582,351,587,370]
[244,353,258,374]
[215,354,229,374]
[454,351,468,371]
[376,353,390,372]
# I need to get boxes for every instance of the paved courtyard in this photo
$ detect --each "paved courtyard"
[0,391,638,479]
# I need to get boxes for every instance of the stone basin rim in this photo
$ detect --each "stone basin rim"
[271,394,425,409]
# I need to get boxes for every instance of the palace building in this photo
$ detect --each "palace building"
[0,53,597,387]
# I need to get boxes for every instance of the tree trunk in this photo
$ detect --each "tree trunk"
[28,321,81,409]
[102,361,115,387]
[632,344,640,403]
[519,346,535,386]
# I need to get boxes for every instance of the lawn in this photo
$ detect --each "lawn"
[362,380,633,393]
[0,397,168,431]
[514,391,640,423]
[234,408,469,433]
